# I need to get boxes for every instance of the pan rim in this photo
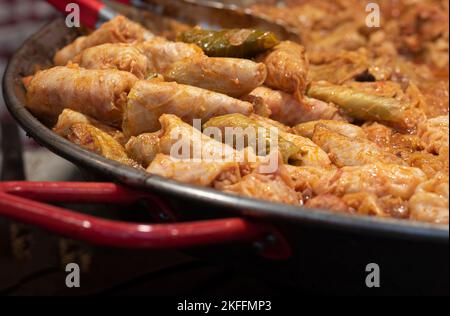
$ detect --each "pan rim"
[2,18,448,243]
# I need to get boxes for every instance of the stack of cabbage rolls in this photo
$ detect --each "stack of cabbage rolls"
[24,16,449,224]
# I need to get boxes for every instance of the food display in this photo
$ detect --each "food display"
[23,0,449,225]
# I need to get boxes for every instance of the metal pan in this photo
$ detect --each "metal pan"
[2,11,448,243]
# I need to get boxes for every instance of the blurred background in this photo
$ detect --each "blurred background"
[0,0,56,118]
[0,0,75,183]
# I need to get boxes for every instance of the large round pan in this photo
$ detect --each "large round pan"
[2,17,448,243]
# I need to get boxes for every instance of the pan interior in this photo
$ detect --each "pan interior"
[2,15,448,243]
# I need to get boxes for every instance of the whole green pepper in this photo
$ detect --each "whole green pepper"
[178,28,279,58]
[307,81,410,127]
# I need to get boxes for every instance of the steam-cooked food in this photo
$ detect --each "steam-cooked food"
[24,4,449,225]
[258,41,309,100]
[417,115,449,156]
[127,114,247,163]
[203,113,298,163]
[248,114,292,133]
[294,120,366,140]
[204,114,332,167]
[25,65,138,126]
[309,50,370,84]
[54,111,140,169]
[409,172,449,224]
[54,16,154,66]
[315,163,427,200]
[245,87,344,126]
[141,38,267,96]
[65,124,141,169]
[122,80,254,136]
[164,57,267,97]
[73,39,267,97]
[125,132,162,167]
[219,166,302,206]
[261,121,332,168]
[312,124,403,167]
[138,37,203,71]
[148,154,241,187]
[216,151,303,206]
[54,109,127,145]
[178,28,280,58]
[72,43,150,79]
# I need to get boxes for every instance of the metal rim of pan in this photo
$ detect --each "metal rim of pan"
[2,18,448,243]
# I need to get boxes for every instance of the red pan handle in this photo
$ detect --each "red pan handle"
[0,181,146,203]
[46,0,117,29]
[114,0,142,5]
[0,182,291,259]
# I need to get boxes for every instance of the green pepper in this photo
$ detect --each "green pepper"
[203,114,300,163]
[178,28,279,58]
[307,81,409,126]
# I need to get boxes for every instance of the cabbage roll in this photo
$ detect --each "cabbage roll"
[123,80,253,136]
[26,66,138,126]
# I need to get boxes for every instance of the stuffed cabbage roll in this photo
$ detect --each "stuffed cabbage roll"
[53,109,127,145]
[417,115,449,156]
[122,80,253,136]
[409,172,449,224]
[126,114,244,164]
[245,86,343,126]
[316,163,427,200]
[26,66,138,126]
[125,132,161,167]
[294,120,366,140]
[54,16,153,66]
[73,39,266,97]
[147,154,241,187]
[204,114,332,167]
[217,151,302,205]
[257,41,309,100]
[72,43,149,79]
[164,57,267,97]
[312,124,403,167]
[55,120,141,169]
